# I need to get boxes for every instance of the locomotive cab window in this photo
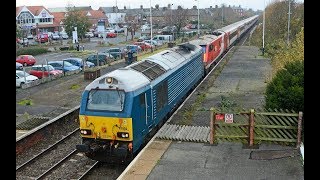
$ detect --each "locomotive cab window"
[156,81,168,112]
[209,44,214,52]
[140,93,145,105]
[87,89,125,111]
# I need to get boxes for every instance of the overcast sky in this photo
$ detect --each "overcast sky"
[16,0,277,11]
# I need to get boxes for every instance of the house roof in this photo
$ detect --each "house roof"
[48,6,93,12]
[16,6,53,16]
[51,12,65,25]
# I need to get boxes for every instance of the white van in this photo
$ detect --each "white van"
[152,35,173,44]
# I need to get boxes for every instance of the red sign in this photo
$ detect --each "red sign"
[215,113,224,121]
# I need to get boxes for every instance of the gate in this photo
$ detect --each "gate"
[210,108,303,148]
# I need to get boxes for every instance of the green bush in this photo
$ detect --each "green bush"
[265,60,304,112]
[16,47,49,56]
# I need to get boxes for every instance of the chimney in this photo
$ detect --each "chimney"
[229,5,231,8]
[239,5,241,7]
[193,6,197,9]
[178,5,182,10]
[124,6,126,10]
[215,5,218,8]
[210,6,212,9]
[168,4,171,8]
[140,5,143,9]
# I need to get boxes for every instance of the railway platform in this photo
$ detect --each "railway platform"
[117,46,304,180]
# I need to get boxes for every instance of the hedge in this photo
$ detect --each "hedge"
[16,47,49,57]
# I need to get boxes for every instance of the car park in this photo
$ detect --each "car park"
[16,62,23,70]
[29,65,63,79]
[48,61,81,72]
[16,55,36,66]
[63,58,95,69]
[16,70,38,88]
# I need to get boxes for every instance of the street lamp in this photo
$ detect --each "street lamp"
[262,0,266,55]
[195,0,200,37]
[150,0,153,41]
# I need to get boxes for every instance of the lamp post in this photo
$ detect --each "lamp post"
[287,0,291,46]
[196,0,200,37]
[150,0,153,41]
[262,0,265,56]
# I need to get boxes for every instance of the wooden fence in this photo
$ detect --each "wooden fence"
[209,108,303,148]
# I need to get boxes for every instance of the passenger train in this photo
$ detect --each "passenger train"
[76,15,259,162]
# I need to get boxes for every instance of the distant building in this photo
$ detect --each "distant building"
[232,5,244,16]
[16,6,57,34]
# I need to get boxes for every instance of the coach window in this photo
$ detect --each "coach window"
[156,81,168,112]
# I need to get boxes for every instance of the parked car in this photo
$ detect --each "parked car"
[29,65,63,79]
[16,55,36,66]
[85,53,111,66]
[104,48,124,60]
[85,32,94,38]
[124,45,142,53]
[60,32,69,39]
[48,61,81,72]
[106,32,117,38]
[16,70,38,88]
[51,33,60,40]
[27,34,34,39]
[63,58,95,69]
[144,39,162,47]
[16,62,23,70]
[134,42,153,51]
[16,38,29,46]
[105,28,115,33]
[35,33,49,43]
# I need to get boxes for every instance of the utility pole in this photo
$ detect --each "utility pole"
[287,0,291,46]
[150,0,153,41]
[262,0,266,56]
[221,4,224,25]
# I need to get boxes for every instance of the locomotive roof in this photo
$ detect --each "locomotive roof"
[85,43,202,92]
[189,35,219,46]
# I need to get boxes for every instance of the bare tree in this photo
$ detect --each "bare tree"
[164,6,189,36]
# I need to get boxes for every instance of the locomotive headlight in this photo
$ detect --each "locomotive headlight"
[117,132,129,138]
[80,129,92,135]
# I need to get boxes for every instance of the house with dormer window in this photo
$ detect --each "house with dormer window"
[16,6,58,34]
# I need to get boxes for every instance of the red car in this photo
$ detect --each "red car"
[134,42,153,51]
[35,33,49,43]
[29,65,63,79]
[16,55,36,66]
[107,32,117,38]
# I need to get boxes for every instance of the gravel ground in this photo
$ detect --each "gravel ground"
[168,46,271,127]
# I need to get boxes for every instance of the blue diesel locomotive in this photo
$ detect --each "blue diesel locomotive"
[76,43,204,161]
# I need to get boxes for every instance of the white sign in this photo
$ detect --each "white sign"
[72,31,78,44]
[225,113,233,123]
